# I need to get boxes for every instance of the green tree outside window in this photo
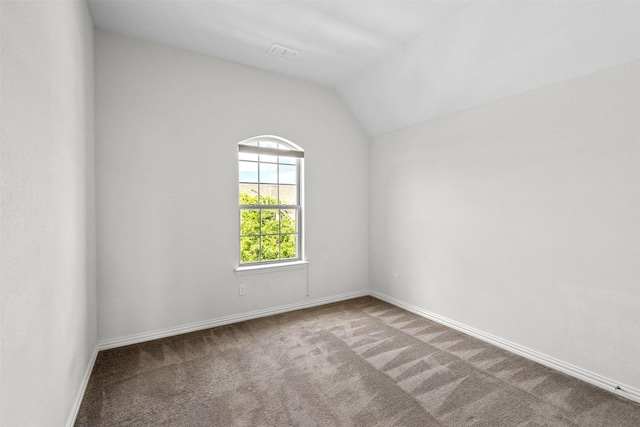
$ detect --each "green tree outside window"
[240,191,297,263]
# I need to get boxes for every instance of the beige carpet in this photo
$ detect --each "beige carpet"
[76,297,640,426]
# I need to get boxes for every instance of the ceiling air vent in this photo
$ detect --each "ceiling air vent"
[268,43,298,60]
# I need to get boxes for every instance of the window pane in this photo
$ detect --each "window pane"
[259,184,278,205]
[240,236,260,263]
[259,154,278,163]
[278,184,296,205]
[281,209,297,233]
[261,209,279,235]
[240,210,260,235]
[280,234,297,259]
[260,163,278,184]
[239,161,258,183]
[239,184,258,205]
[262,235,279,260]
[260,140,278,149]
[279,156,296,165]
[239,152,258,161]
[279,164,296,185]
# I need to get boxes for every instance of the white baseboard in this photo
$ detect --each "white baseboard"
[98,290,369,350]
[66,345,98,427]
[91,289,639,406]
[370,290,640,404]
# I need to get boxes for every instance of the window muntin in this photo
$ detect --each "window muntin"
[238,137,303,265]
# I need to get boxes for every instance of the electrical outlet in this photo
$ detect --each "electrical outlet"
[393,274,399,285]
[239,284,246,296]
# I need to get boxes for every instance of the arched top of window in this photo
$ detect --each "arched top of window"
[238,135,304,158]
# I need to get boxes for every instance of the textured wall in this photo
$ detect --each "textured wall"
[370,59,640,392]
[0,1,96,425]
[95,30,370,342]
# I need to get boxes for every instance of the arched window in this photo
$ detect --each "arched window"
[238,136,303,265]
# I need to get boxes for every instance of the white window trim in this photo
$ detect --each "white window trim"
[235,260,309,276]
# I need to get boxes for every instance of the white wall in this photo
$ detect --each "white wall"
[0,1,96,426]
[370,59,640,391]
[95,30,369,342]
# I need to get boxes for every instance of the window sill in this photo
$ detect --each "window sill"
[235,260,309,276]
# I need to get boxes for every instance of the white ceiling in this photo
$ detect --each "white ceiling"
[88,1,640,136]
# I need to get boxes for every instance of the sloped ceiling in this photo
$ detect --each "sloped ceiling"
[88,1,640,136]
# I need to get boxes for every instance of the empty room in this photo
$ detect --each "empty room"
[1,0,639,426]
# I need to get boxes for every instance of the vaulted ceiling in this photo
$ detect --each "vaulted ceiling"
[88,1,640,136]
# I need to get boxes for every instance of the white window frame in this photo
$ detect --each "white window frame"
[237,136,304,268]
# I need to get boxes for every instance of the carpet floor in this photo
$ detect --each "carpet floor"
[76,297,640,426]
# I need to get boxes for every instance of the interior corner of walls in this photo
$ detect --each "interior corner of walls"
[333,88,373,139]
[66,345,99,427]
